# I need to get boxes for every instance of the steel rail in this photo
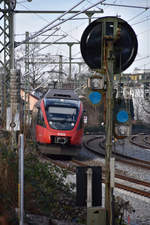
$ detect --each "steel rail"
[83,135,150,169]
[40,155,150,199]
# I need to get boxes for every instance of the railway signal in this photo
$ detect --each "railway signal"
[80,16,138,225]
[113,93,134,139]
[87,75,105,105]
[114,109,132,138]
[80,16,138,73]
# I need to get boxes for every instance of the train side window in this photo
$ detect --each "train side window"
[37,108,46,127]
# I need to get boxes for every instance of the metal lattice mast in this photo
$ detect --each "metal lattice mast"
[0,1,12,126]
[24,31,30,128]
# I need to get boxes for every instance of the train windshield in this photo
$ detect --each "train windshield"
[45,99,80,130]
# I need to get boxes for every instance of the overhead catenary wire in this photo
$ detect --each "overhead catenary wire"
[134,55,150,62]
[17,0,87,46]
[34,66,58,83]
[100,2,149,10]
[22,63,58,87]
[132,15,150,26]
[16,29,66,62]
[86,0,118,10]
[16,0,106,68]
[18,2,54,23]
[17,0,105,46]
[128,9,149,22]
[18,2,150,67]
[32,68,66,91]
[17,2,79,42]
[17,0,29,3]
[33,0,104,37]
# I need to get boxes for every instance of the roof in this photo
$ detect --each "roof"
[44,89,79,100]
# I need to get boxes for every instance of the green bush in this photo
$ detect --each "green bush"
[0,142,86,224]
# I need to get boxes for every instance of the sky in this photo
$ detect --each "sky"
[14,0,150,74]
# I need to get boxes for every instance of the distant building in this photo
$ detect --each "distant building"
[114,71,150,84]
[20,89,39,111]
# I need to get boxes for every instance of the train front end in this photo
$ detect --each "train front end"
[33,89,84,156]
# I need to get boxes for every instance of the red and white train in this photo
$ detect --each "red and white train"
[32,89,84,156]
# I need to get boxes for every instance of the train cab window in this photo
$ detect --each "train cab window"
[46,105,78,130]
[37,108,45,127]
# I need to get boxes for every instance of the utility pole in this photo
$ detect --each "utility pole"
[59,55,63,85]
[18,134,24,225]
[67,43,74,81]
[9,0,19,146]
[0,0,12,127]
[24,31,30,133]
[17,41,80,82]
[104,38,114,225]
[80,16,138,225]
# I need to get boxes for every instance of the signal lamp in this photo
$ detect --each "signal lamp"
[88,91,102,104]
[116,110,129,123]
[114,124,131,138]
[88,75,104,90]
[114,109,132,139]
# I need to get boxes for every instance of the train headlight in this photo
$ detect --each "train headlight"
[71,123,74,127]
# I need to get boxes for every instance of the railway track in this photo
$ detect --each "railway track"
[72,159,150,198]
[38,133,150,199]
[83,135,150,170]
[129,134,150,150]
[40,154,150,199]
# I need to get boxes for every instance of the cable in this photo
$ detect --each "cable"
[18,2,52,23]
[34,0,86,35]
[100,2,149,10]
[134,55,150,62]
[17,0,29,3]
[131,15,150,26]
[36,0,104,37]
[58,28,80,42]
[86,0,118,10]
[17,2,81,43]
[128,9,148,22]
[17,0,87,46]
[16,0,106,62]
[16,31,66,62]
[17,0,106,46]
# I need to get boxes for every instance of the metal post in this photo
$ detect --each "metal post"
[78,62,82,74]
[19,134,24,225]
[9,10,17,145]
[67,43,73,81]
[59,55,63,85]
[85,12,94,24]
[10,13,15,70]
[87,168,92,208]
[105,39,114,225]
[10,69,17,145]
[24,31,30,132]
